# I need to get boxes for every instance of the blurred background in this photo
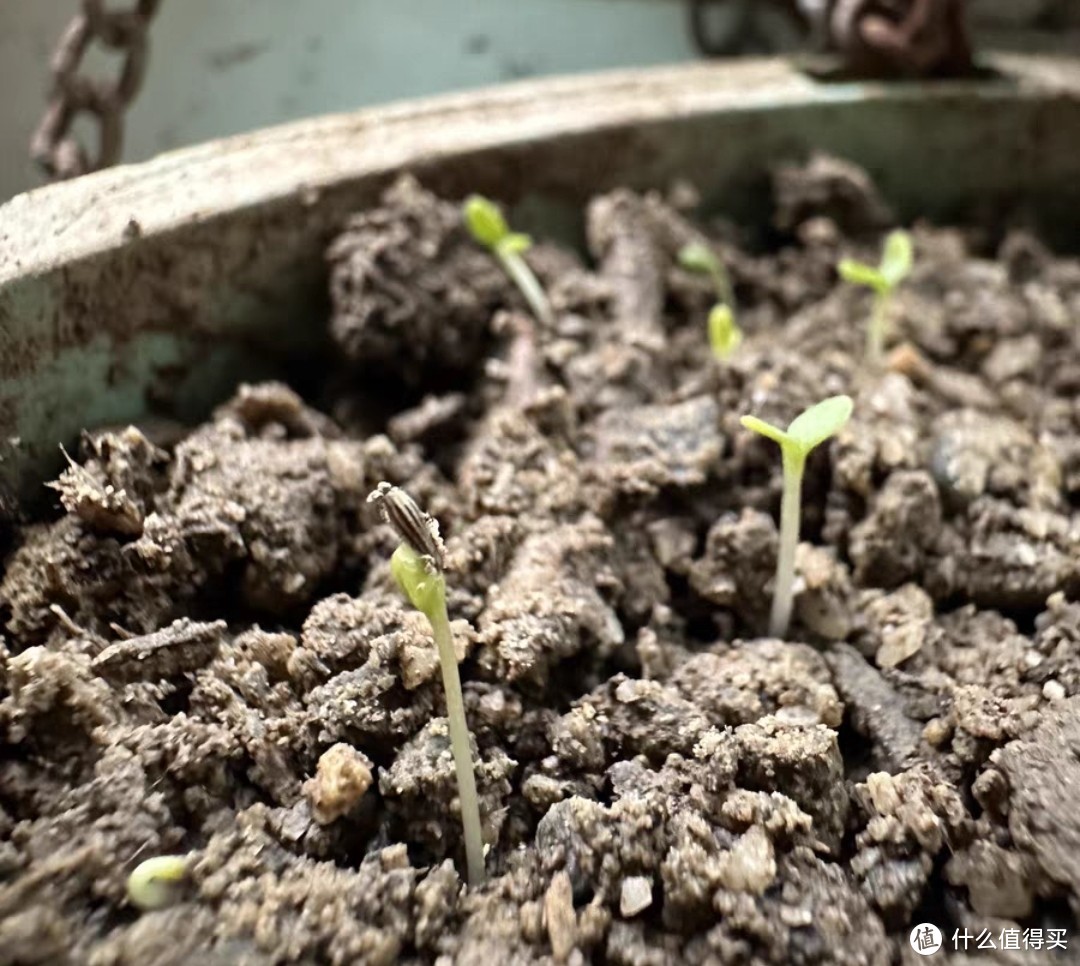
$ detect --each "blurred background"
[1,0,1076,203]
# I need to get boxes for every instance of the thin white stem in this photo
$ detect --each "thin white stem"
[498,249,555,330]
[429,605,485,887]
[769,449,805,639]
[867,291,889,366]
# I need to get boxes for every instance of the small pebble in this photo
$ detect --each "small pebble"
[304,744,374,824]
[619,876,653,917]
[1043,680,1066,702]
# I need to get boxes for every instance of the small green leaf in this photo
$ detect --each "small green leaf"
[879,229,913,288]
[708,304,742,362]
[678,241,720,276]
[838,258,887,293]
[786,395,853,453]
[463,195,509,249]
[740,414,790,448]
[498,232,533,256]
[391,543,446,618]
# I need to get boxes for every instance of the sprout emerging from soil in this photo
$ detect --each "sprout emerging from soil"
[707,303,743,362]
[126,854,189,911]
[463,194,555,329]
[367,482,485,887]
[741,395,854,639]
[838,229,913,365]
[679,241,736,315]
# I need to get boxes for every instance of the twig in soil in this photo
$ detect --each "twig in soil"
[838,229,913,366]
[126,854,189,911]
[495,311,542,410]
[463,195,555,330]
[741,396,853,639]
[367,482,486,887]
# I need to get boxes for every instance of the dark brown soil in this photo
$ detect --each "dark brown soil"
[3,159,1080,965]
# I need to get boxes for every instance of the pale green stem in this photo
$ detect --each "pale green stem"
[770,448,805,639]
[497,249,555,329]
[710,264,735,311]
[867,291,890,366]
[429,603,486,887]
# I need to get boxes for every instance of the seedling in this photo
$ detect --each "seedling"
[678,241,736,316]
[464,194,555,329]
[367,483,485,887]
[127,854,188,911]
[741,395,853,639]
[838,229,913,365]
[707,303,743,362]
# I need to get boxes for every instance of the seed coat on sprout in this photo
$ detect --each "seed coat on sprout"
[368,484,485,886]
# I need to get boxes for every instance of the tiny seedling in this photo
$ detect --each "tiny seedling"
[464,194,555,329]
[741,395,853,639]
[838,229,913,365]
[678,241,736,316]
[127,854,188,911]
[707,303,743,363]
[368,483,485,887]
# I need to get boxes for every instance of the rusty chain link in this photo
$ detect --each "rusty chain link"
[31,0,162,181]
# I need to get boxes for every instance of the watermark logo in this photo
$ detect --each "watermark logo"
[910,924,943,956]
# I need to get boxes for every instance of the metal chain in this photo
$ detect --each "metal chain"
[30,0,162,181]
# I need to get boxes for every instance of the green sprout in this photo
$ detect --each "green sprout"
[464,194,554,329]
[678,241,736,315]
[708,303,743,362]
[741,395,854,639]
[838,229,913,365]
[368,483,485,887]
[127,854,189,911]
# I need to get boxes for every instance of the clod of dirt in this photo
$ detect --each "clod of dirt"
[140,420,350,614]
[927,498,1080,609]
[858,582,934,669]
[379,717,515,861]
[478,518,623,686]
[48,427,166,537]
[458,409,586,520]
[930,409,1062,510]
[794,544,855,642]
[773,152,894,235]
[668,639,843,728]
[733,716,848,852]
[587,396,723,497]
[850,765,970,925]
[688,509,777,628]
[301,594,446,746]
[966,696,1080,916]
[327,175,508,380]
[849,470,942,588]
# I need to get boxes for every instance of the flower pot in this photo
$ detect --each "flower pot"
[2,54,1080,964]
